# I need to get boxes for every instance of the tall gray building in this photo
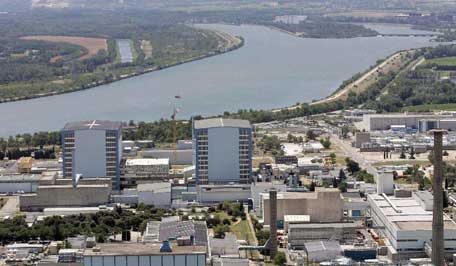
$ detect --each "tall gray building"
[193,118,252,185]
[62,120,122,190]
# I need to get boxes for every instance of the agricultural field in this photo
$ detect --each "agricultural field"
[426,56,456,67]
[20,35,107,60]
[402,103,456,112]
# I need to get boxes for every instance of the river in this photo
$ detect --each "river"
[0,24,440,136]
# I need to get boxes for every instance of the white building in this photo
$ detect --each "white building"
[367,191,456,260]
[137,182,171,208]
[124,158,170,184]
[361,113,456,131]
[193,118,252,185]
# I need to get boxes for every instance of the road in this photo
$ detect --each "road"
[331,134,378,177]
[0,196,19,218]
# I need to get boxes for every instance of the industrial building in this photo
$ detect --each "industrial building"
[193,118,252,185]
[19,177,111,211]
[260,188,344,226]
[137,182,172,207]
[83,243,206,266]
[360,113,456,131]
[124,158,170,185]
[0,174,39,193]
[62,120,122,190]
[367,191,456,260]
[143,218,208,247]
[287,223,359,248]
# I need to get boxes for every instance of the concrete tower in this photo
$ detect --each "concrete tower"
[432,129,445,266]
[269,189,278,259]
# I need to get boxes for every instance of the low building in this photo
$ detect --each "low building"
[196,184,251,204]
[355,132,371,148]
[17,157,33,174]
[137,182,171,208]
[303,241,343,262]
[144,219,208,247]
[124,158,170,186]
[367,191,456,261]
[83,243,206,266]
[288,223,359,248]
[142,149,192,165]
[20,178,111,211]
[260,188,344,226]
[0,174,39,193]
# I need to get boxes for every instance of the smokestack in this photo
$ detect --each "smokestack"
[432,129,445,266]
[269,189,278,259]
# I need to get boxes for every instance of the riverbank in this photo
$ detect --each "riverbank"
[0,29,244,104]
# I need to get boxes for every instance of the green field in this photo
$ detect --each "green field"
[402,103,456,112]
[427,56,456,67]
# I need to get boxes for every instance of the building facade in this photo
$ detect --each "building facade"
[193,118,252,185]
[62,120,122,190]
[124,158,170,186]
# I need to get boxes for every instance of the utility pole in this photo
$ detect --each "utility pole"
[431,129,445,266]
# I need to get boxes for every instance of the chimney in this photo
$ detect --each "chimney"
[431,129,445,266]
[269,189,278,259]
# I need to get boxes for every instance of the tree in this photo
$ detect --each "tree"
[332,177,338,188]
[320,137,331,149]
[341,125,350,138]
[309,181,316,192]
[306,130,317,141]
[339,169,347,180]
[345,158,360,173]
[274,251,287,266]
[338,181,348,192]
[329,153,336,164]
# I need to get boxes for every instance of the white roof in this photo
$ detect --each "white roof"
[126,158,169,166]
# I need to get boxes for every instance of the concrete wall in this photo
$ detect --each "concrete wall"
[74,130,106,178]
[208,127,239,183]
[83,254,206,266]
[262,189,344,225]
[20,185,111,211]
[138,191,171,208]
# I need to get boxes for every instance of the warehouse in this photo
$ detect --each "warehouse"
[287,223,359,248]
[360,113,456,131]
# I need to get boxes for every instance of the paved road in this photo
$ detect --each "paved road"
[331,134,378,177]
[0,196,19,218]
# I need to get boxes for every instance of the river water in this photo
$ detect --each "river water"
[0,24,440,136]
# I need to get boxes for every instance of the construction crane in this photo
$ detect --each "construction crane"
[171,95,182,163]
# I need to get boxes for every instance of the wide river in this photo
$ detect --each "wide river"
[0,24,440,136]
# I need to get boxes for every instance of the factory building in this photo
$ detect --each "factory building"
[83,243,206,266]
[62,120,122,190]
[137,182,172,208]
[361,113,456,131]
[367,191,456,261]
[260,188,344,226]
[123,158,170,185]
[193,118,252,185]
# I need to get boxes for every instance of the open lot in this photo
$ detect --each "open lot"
[20,35,107,60]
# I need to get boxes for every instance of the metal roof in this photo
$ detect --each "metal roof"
[159,220,208,246]
[62,120,122,131]
[194,118,251,129]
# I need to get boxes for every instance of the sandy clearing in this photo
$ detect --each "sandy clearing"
[20,35,107,60]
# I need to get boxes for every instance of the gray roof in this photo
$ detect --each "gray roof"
[159,220,208,246]
[194,118,251,129]
[62,120,122,131]
[0,174,39,183]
